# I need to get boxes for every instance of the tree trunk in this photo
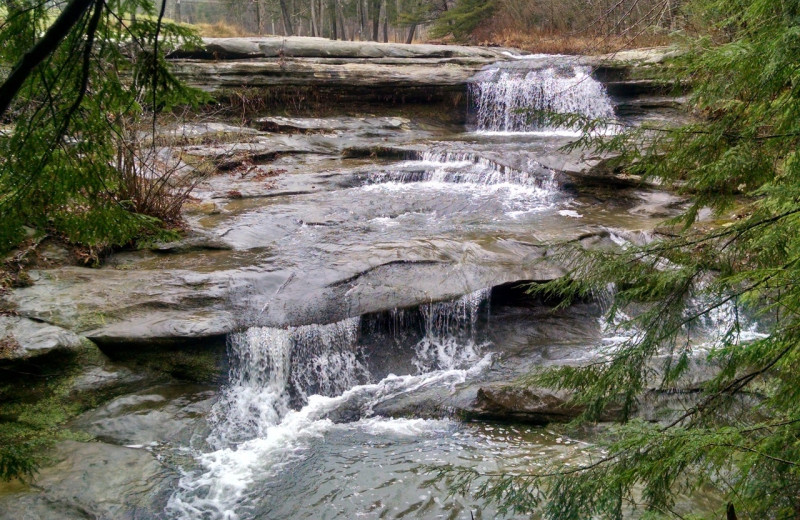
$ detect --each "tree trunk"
[370,0,380,41]
[359,0,367,40]
[336,0,347,40]
[255,0,263,34]
[382,0,388,42]
[310,0,318,36]
[329,0,337,39]
[405,22,416,44]
[319,0,326,38]
[279,0,294,35]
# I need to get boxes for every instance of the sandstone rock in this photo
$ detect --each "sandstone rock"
[70,384,216,446]
[170,37,514,60]
[169,59,492,92]
[253,115,410,133]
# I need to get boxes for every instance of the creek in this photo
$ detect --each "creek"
[0,52,725,519]
[161,62,677,519]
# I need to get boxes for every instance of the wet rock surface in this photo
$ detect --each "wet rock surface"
[4,120,680,345]
[0,441,175,520]
[70,384,216,446]
[0,315,90,360]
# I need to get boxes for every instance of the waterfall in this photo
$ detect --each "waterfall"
[168,290,495,520]
[470,65,615,133]
[414,288,490,372]
[368,150,556,189]
[208,318,368,448]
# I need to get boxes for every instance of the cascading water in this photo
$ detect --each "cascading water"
[470,65,616,133]
[208,318,368,449]
[414,288,489,372]
[368,150,557,193]
[168,289,494,520]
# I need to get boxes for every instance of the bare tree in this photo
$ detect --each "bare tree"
[279,0,294,34]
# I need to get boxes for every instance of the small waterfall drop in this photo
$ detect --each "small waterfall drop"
[366,150,558,202]
[209,318,368,448]
[414,288,490,372]
[169,290,494,519]
[470,65,615,133]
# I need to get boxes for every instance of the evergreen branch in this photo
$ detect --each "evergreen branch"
[711,443,798,467]
[665,341,794,429]
[0,0,96,119]
[61,0,102,130]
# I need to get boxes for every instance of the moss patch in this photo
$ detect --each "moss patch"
[0,348,100,482]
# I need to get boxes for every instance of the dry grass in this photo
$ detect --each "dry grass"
[473,28,675,55]
[191,21,254,38]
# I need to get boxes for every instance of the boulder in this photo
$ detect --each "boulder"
[468,384,585,423]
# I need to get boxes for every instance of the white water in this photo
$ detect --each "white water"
[168,290,493,520]
[470,65,615,132]
[368,150,557,194]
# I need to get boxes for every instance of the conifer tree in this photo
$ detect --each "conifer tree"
[0,0,201,255]
[428,0,494,41]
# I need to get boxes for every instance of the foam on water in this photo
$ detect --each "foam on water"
[559,209,583,218]
[168,358,494,520]
[477,129,584,137]
[471,65,615,133]
[353,416,453,436]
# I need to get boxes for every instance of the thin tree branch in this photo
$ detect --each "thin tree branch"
[0,0,96,119]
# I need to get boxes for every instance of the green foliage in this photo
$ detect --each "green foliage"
[439,0,800,518]
[429,0,494,41]
[0,0,204,254]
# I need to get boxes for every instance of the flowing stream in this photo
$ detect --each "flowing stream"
[167,291,512,519]
[10,56,725,520]
[157,62,646,520]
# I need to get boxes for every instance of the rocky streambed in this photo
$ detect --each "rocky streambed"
[0,39,715,519]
